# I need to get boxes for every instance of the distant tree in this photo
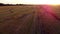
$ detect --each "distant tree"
[0,3,4,6]
[16,4,24,6]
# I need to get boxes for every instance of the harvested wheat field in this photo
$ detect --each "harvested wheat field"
[0,5,60,34]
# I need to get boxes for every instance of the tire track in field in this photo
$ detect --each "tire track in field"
[29,7,40,34]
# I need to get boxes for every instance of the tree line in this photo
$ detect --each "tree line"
[0,3,26,6]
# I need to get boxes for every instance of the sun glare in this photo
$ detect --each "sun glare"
[0,0,60,5]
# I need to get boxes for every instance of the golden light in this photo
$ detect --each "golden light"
[0,0,60,5]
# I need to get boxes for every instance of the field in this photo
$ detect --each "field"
[0,5,60,34]
[0,6,36,34]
